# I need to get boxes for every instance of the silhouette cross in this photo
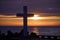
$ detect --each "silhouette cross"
[16,6,34,37]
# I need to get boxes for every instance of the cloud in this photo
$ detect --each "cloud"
[0,0,60,16]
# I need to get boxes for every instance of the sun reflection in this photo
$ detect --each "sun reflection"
[31,27,40,35]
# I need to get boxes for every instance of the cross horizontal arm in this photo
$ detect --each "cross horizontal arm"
[16,13,34,17]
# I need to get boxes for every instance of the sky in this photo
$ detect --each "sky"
[0,0,60,15]
[0,0,60,26]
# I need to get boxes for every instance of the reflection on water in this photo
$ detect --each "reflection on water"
[30,27,40,35]
[28,27,60,36]
[0,26,60,36]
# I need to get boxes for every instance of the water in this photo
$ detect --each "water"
[0,26,60,36]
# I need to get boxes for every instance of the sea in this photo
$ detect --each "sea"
[0,26,60,36]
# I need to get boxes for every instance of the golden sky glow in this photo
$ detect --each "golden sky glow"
[28,15,42,20]
[0,14,60,26]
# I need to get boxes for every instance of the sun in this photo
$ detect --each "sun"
[32,15,40,20]
[28,14,41,20]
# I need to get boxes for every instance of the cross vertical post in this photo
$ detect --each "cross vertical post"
[23,6,28,37]
[16,6,34,37]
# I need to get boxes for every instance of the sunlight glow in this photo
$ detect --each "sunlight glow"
[28,15,42,20]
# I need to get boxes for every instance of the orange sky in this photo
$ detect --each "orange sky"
[0,15,60,26]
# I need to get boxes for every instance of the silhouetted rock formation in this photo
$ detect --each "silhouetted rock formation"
[0,29,60,40]
[29,32,39,38]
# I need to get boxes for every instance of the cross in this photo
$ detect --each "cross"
[16,6,34,37]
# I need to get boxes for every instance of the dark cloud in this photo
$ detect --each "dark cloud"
[0,0,60,16]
